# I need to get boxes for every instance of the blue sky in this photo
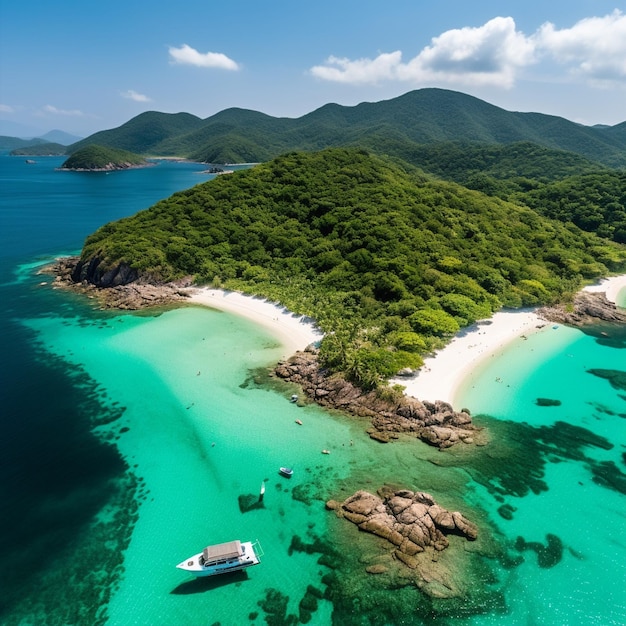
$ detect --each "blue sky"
[1,0,625,136]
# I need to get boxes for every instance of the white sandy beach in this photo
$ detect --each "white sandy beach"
[389,310,548,408]
[392,274,626,407]
[188,276,626,407]
[188,288,323,359]
[582,274,626,303]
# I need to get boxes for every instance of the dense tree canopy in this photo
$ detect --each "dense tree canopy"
[519,172,626,243]
[78,148,626,388]
[61,145,147,170]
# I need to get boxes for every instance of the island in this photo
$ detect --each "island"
[60,144,151,171]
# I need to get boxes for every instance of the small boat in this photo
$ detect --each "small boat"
[25,159,36,164]
[295,419,303,425]
[290,394,298,403]
[279,467,293,477]
[176,539,262,577]
[322,449,331,455]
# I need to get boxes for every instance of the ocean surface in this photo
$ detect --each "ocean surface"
[1,154,625,626]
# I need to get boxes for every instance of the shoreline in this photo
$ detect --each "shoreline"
[390,310,547,408]
[391,274,626,407]
[187,287,323,360]
[582,274,626,303]
[187,276,626,408]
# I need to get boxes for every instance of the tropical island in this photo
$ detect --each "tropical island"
[59,144,150,171]
[53,142,626,446]
[49,89,626,613]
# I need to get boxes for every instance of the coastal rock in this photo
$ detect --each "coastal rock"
[275,350,477,448]
[538,291,626,326]
[331,487,477,595]
[48,257,192,310]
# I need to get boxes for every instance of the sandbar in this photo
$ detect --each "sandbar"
[188,288,323,360]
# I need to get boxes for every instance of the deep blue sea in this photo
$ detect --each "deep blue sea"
[1,154,625,626]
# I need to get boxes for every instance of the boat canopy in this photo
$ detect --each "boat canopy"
[202,540,243,562]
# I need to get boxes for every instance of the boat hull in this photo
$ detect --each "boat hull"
[176,540,261,577]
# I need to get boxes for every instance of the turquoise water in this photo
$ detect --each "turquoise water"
[1,154,625,625]
[455,324,626,625]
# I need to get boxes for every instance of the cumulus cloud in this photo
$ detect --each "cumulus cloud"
[534,9,626,83]
[0,104,15,113]
[168,44,239,70]
[311,12,626,88]
[310,51,403,84]
[121,89,152,102]
[311,17,534,87]
[42,104,84,116]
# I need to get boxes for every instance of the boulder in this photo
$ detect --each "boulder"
[331,487,478,573]
[274,350,478,449]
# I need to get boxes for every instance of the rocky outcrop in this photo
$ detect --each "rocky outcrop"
[47,257,192,310]
[326,487,477,596]
[538,291,626,326]
[275,348,477,448]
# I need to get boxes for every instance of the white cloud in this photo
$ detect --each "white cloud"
[534,10,626,83]
[168,44,239,70]
[121,89,152,102]
[310,51,403,84]
[0,104,15,113]
[311,17,535,87]
[311,12,626,89]
[406,17,535,87]
[42,104,84,117]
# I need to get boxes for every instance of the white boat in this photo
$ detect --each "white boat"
[279,467,293,477]
[176,539,262,577]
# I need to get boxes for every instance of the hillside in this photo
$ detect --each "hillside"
[69,89,626,168]
[60,145,149,171]
[11,142,67,156]
[71,148,626,388]
[68,111,204,155]
[0,136,46,151]
[520,171,626,243]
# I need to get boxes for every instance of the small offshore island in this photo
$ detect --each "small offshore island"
[59,144,152,172]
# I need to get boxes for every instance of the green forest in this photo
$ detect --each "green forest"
[67,89,626,168]
[77,148,626,389]
[61,145,147,170]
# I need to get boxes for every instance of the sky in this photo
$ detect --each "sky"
[1,0,625,137]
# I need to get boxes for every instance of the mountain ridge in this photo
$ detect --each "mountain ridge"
[65,88,625,168]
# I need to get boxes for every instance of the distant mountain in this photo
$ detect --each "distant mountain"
[10,142,67,156]
[0,136,47,151]
[69,89,626,168]
[38,130,83,145]
[68,111,204,155]
[1,129,82,154]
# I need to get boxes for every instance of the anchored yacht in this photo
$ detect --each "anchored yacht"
[176,539,262,577]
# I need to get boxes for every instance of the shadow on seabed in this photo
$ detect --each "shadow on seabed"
[170,570,250,594]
